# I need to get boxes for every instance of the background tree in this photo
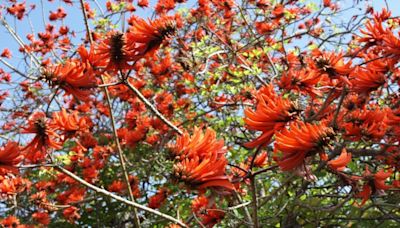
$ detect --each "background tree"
[0,0,399,227]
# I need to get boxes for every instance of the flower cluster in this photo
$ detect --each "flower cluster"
[171,127,234,192]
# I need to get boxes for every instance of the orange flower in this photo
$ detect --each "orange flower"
[126,16,176,59]
[374,169,393,190]
[108,180,125,193]
[22,112,62,162]
[7,2,26,20]
[309,50,352,84]
[173,153,233,190]
[77,45,105,72]
[350,67,385,94]
[138,0,149,7]
[274,122,334,171]
[250,151,268,168]
[0,141,23,175]
[341,107,388,141]
[355,168,393,206]
[244,85,299,148]
[327,148,352,171]
[51,109,88,136]
[171,128,234,191]
[43,60,96,102]
[32,212,50,225]
[0,178,16,194]
[172,127,224,159]
[358,18,388,46]
[355,184,372,206]
[191,195,225,227]
[279,70,323,98]
[1,216,20,227]
[63,206,80,223]
[383,30,400,56]
[129,175,141,198]
[57,187,86,204]
[0,176,30,195]
[93,32,135,72]
[148,187,169,209]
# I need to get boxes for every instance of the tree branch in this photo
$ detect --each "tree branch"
[54,165,187,227]
[124,80,183,135]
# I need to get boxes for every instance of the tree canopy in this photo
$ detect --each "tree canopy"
[0,0,399,227]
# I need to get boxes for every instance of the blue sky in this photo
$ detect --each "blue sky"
[0,0,398,64]
[0,0,398,142]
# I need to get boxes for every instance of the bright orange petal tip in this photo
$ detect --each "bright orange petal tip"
[274,121,334,171]
[244,84,299,148]
[328,148,352,171]
[171,128,233,191]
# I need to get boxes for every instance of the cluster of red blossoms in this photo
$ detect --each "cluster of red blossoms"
[170,127,234,192]
[243,9,400,205]
[1,0,400,226]
[0,8,180,223]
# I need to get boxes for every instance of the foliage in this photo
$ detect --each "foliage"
[0,0,399,227]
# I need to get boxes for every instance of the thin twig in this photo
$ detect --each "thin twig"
[55,165,187,227]
[98,81,122,88]
[250,176,258,228]
[0,16,41,67]
[0,58,36,80]
[125,80,183,135]
[78,0,141,227]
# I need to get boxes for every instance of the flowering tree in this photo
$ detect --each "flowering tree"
[0,0,399,227]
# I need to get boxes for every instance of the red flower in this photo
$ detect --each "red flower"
[129,175,141,198]
[22,112,62,162]
[49,7,67,21]
[341,107,388,141]
[350,67,386,94]
[355,184,372,206]
[374,169,393,190]
[51,109,88,136]
[383,30,400,56]
[191,195,225,227]
[148,187,170,209]
[126,16,176,59]
[309,50,352,84]
[32,212,50,225]
[358,18,388,46]
[7,2,26,20]
[1,48,12,58]
[0,141,23,175]
[171,128,234,191]
[355,168,393,206]
[63,206,80,223]
[57,187,86,204]
[244,84,299,148]
[327,148,352,171]
[279,70,323,98]
[155,0,176,14]
[0,176,30,196]
[138,0,149,7]
[108,180,125,193]
[93,32,135,72]
[1,216,20,227]
[43,60,96,102]
[274,122,334,171]
[250,151,268,168]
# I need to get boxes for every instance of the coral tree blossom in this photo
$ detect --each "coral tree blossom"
[274,122,334,171]
[127,16,177,59]
[244,84,299,148]
[171,128,234,191]
[22,112,62,162]
[42,60,96,102]
[0,141,23,175]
